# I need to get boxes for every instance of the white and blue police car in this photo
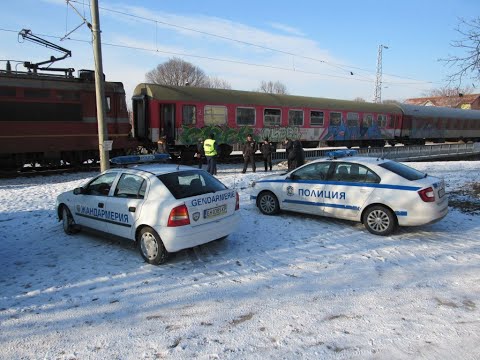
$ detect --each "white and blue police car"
[250,150,448,236]
[56,154,240,265]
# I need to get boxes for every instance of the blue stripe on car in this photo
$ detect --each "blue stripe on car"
[283,199,360,210]
[255,179,421,191]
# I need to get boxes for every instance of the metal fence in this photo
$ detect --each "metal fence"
[272,142,480,162]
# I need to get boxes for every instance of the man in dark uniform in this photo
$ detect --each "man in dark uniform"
[284,138,294,171]
[260,137,274,171]
[242,134,257,173]
[196,138,205,169]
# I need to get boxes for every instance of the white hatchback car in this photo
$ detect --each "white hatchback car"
[57,158,240,264]
[251,152,448,235]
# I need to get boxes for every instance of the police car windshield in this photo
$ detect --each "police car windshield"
[158,170,227,199]
[378,161,426,181]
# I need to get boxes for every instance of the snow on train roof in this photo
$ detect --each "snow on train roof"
[398,103,480,119]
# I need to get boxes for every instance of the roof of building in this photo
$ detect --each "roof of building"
[404,94,480,108]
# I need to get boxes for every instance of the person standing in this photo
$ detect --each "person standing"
[242,134,257,173]
[156,136,168,154]
[196,138,205,169]
[260,137,274,171]
[293,140,305,168]
[203,133,218,175]
[284,138,294,171]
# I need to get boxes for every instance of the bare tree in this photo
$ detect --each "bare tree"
[146,57,232,89]
[422,85,474,97]
[440,17,480,85]
[353,97,366,102]
[257,80,288,94]
[382,99,400,105]
[146,57,209,86]
[205,76,232,89]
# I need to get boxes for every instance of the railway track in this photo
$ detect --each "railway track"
[1,143,478,178]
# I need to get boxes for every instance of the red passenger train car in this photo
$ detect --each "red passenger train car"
[0,69,136,168]
[132,84,480,157]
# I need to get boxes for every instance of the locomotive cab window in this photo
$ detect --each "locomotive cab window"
[204,105,227,125]
[182,105,196,125]
[105,96,111,112]
[264,108,281,126]
[236,107,255,126]
[288,110,304,126]
[310,110,324,126]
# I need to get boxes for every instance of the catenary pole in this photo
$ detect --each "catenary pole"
[90,0,109,171]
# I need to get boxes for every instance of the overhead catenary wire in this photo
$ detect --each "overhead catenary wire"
[0,27,438,92]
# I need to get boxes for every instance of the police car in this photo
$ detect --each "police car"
[250,150,448,236]
[56,155,240,265]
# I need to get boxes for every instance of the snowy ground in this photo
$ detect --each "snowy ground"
[1,160,480,359]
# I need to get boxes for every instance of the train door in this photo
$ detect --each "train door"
[161,104,176,142]
[132,95,148,140]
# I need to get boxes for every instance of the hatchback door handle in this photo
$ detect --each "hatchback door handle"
[98,203,104,208]
[128,206,136,213]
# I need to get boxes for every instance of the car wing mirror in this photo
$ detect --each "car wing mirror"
[287,174,297,181]
[73,187,85,195]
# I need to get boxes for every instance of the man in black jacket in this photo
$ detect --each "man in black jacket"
[260,137,274,171]
[242,134,257,173]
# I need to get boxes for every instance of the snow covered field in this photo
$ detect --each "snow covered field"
[1,161,479,359]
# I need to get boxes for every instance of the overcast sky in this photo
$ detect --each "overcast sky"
[1,0,478,104]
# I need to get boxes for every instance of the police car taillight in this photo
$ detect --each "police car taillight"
[235,192,240,211]
[418,187,435,202]
[167,205,190,227]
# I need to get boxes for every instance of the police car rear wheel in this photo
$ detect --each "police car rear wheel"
[364,205,396,236]
[61,206,78,235]
[258,192,280,215]
[138,227,168,265]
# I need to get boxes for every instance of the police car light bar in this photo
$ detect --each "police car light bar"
[110,154,170,165]
[326,149,358,159]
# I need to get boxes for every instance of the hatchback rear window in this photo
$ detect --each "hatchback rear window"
[378,161,426,181]
[158,170,227,199]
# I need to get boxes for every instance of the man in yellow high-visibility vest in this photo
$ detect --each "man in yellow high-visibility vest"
[203,133,218,175]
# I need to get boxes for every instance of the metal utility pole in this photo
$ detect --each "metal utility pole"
[373,44,388,103]
[90,0,109,171]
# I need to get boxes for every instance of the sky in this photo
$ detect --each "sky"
[0,0,478,106]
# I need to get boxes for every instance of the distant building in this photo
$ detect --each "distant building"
[405,94,480,110]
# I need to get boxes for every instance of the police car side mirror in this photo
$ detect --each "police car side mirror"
[73,187,85,195]
[287,174,298,180]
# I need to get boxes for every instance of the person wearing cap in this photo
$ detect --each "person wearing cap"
[260,137,274,171]
[242,134,257,173]
[203,133,218,175]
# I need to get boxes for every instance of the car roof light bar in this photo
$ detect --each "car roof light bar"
[326,149,358,159]
[110,154,171,165]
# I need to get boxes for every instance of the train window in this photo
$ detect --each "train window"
[388,116,395,128]
[24,88,50,98]
[346,112,359,127]
[377,114,387,128]
[0,87,16,97]
[236,107,255,125]
[56,91,80,101]
[264,108,281,126]
[330,112,342,126]
[182,105,196,125]
[204,105,227,125]
[288,110,303,126]
[363,114,373,126]
[310,111,324,126]
[105,96,111,112]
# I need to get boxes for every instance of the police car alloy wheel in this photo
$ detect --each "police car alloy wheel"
[258,191,280,215]
[363,205,396,236]
[61,206,78,235]
[138,226,168,265]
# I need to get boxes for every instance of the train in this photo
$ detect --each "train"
[132,84,480,158]
[0,69,136,168]
[2,71,480,169]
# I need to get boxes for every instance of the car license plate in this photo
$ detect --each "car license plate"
[438,187,445,198]
[204,204,227,219]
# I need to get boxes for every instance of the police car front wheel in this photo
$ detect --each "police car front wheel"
[61,205,79,235]
[363,205,396,236]
[138,226,168,265]
[258,192,280,215]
